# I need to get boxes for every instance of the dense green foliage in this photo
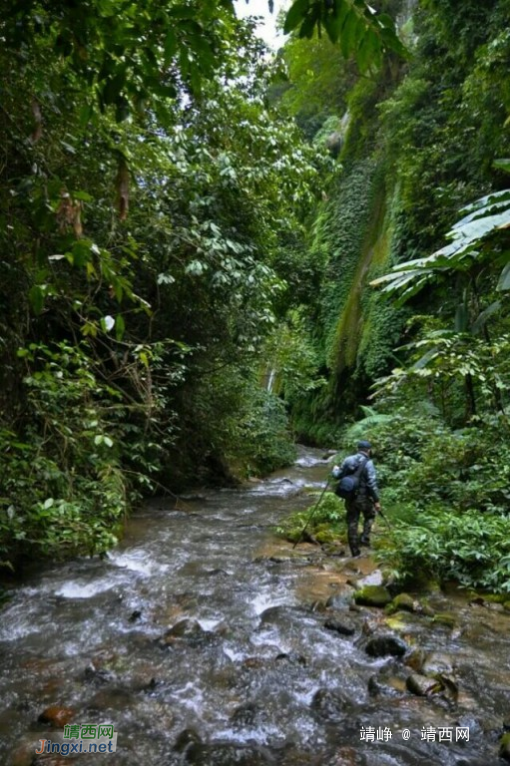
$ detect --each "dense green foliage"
[4,0,510,595]
[1,1,327,567]
[274,0,510,593]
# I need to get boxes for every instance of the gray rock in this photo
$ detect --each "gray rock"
[311,688,353,721]
[231,702,268,728]
[365,634,408,658]
[324,618,356,637]
[159,619,214,647]
[422,651,454,676]
[259,605,304,626]
[406,673,441,696]
[174,728,202,753]
[326,589,354,609]
[367,674,404,697]
[275,651,307,666]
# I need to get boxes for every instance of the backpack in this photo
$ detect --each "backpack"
[335,457,368,500]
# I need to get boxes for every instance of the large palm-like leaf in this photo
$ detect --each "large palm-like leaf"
[371,189,510,304]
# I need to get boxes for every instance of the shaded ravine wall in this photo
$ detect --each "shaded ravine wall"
[292,154,408,442]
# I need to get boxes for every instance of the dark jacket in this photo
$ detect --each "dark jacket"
[338,451,379,502]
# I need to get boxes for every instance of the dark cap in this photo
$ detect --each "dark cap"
[357,440,372,451]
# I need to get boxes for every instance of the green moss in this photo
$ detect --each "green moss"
[389,593,416,613]
[354,585,392,607]
[432,613,457,628]
[499,732,510,759]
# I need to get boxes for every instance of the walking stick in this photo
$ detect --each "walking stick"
[293,478,331,548]
[377,506,392,530]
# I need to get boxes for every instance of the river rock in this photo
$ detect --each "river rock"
[159,619,213,646]
[422,651,454,676]
[326,588,355,609]
[367,673,405,697]
[500,732,510,762]
[311,688,352,721]
[83,662,117,685]
[275,651,307,666]
[174,728,203,752]
[259,605,304,626]
[231,701,268,728]
[406,673,442,696]
[365,634,408,658]
[324,618,356,637]
[389,593,415,613]
[354,585,392,608]
[242,657,266,670]
[38,706,75,727]
[433,612,457,628]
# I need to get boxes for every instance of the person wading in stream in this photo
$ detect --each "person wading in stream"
[333,440,381,558]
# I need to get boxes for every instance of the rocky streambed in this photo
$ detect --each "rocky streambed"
[0,447,509,765]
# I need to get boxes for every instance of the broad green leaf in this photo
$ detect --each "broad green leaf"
[493,158,510,174]
[29,285,45,315]
[115,314,126,341]
[284,0,311,35]
[497,262,510,291]
[471,301,502,333]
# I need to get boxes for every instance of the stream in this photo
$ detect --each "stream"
[0,446,509,766]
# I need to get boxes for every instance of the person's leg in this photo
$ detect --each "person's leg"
[360,498,376,545]
[346,498,361,556]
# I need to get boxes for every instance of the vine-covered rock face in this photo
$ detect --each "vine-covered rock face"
[354,585,392,608]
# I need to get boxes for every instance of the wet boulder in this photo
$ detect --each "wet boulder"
[242,657,266,670]
[500,732,510,762]
[323,617,356,637]
[311,688,353,722]
[38,705,75,727]
[365,634,408,658]
[325,588,355,609]
[404,647,427,673]
[433,612,457,628]
[259,605,305,627]
[406,673,442,696]
[230,701,269,728]
[422,651,454,676]
[354,585,392,608]
[275,651,307,666]
[388,593,416,613]
[159,619,214,646]
[83,661,117,685]
[368,673,406,697]
[174,728,202,753]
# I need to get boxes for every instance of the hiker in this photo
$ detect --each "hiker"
[332,440,381,558]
